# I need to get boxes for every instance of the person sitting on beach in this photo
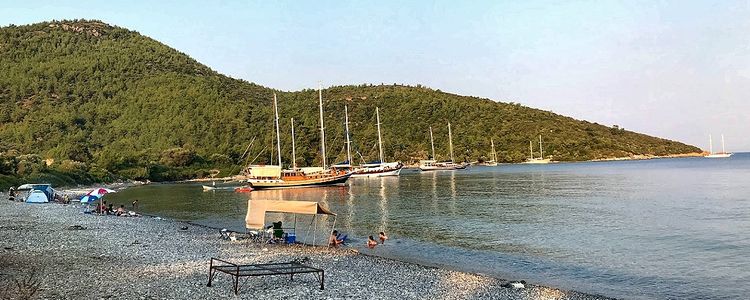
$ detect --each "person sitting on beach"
[379,231,388,244]
[367,236,378,249]
[107,203,114,215]
[329,230,345,247]
[116,205,126,216]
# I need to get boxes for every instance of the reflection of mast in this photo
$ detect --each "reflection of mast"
[345,183,354,234]
[450,171,457,212]
[378,177,388,233]
[431,171,437,209]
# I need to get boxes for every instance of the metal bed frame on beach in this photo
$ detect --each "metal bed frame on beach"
[207,258,325,295]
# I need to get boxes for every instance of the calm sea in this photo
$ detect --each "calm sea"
[107,153,750,299]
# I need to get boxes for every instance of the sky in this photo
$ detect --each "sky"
[2,0,749,151]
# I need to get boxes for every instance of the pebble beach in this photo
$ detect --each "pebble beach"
[0,194,610,300]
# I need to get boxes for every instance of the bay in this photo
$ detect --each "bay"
[106,153,750,299]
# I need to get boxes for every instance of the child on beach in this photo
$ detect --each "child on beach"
[367,236,378,249]
[379,232,388,244]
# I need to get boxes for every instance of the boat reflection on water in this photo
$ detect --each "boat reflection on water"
[378,177,389,234]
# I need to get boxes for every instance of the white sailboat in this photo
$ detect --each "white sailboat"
[480,138,499,166]
[420,122,466,171]
[705,134,732,158]
[524,135,551,164]
[350,107,403,177]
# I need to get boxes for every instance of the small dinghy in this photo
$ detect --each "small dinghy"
[234,187,253,193]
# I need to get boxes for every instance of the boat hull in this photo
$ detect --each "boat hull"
[351,167,402,178]
[248,173,352,190]
[419,163,466,171]
[524,158,551,164]
[705,153,732,158]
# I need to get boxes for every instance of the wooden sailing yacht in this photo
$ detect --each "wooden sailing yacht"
[524,135,551,164]
[419,122,466,171]
[704,134,732,158]
[245,89,351,189]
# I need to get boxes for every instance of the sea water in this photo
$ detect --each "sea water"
[107,153,750,299]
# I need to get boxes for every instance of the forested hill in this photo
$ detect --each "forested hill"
[0,20,700,186]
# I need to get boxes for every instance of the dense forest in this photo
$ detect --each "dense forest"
[0,20,700,188]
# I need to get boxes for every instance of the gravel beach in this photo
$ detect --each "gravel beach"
[0,196,609,300]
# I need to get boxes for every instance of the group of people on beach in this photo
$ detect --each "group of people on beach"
[92,199,140,217]
[328,230,388,249]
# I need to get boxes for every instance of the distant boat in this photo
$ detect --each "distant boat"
[420,123,467,171]
[479,138,498,166]
[245,91,352,190]
[202,185,216,191]
[705,134,733,158]
[524,135,551,164]
[340,107,403,178]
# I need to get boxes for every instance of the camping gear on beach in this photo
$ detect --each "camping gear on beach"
[16,184,55,203]
[245,200,337,246]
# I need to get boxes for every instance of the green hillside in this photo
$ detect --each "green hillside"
[0,20,700,187]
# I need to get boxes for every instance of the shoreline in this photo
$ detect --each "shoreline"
[0,197,610,299]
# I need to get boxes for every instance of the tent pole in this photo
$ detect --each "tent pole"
[304,216,314,245]
[312,215,317,246]
[294,215,297,238]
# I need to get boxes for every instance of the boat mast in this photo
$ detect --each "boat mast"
[448,122,454,162]
[539,135,544,159]
[344,105,352,165]
[491,138,496,162]
[721,134,726,154]
[709,134,713,154]
[291,118,297,170]
[318,83,327,169]
[529,141,534,159]
[273,93,282,167]
[376,107,384,164]
[429,126,436,160]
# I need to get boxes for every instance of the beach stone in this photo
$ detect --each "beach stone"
[0,197,610,300]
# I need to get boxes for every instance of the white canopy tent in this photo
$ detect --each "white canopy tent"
[245,200,337,246]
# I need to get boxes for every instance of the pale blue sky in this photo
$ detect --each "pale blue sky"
[3,1,749,151]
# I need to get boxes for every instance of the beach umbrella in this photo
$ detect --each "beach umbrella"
[79,195,99,204]
[86,188,116,198]
[81,188,116,213]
